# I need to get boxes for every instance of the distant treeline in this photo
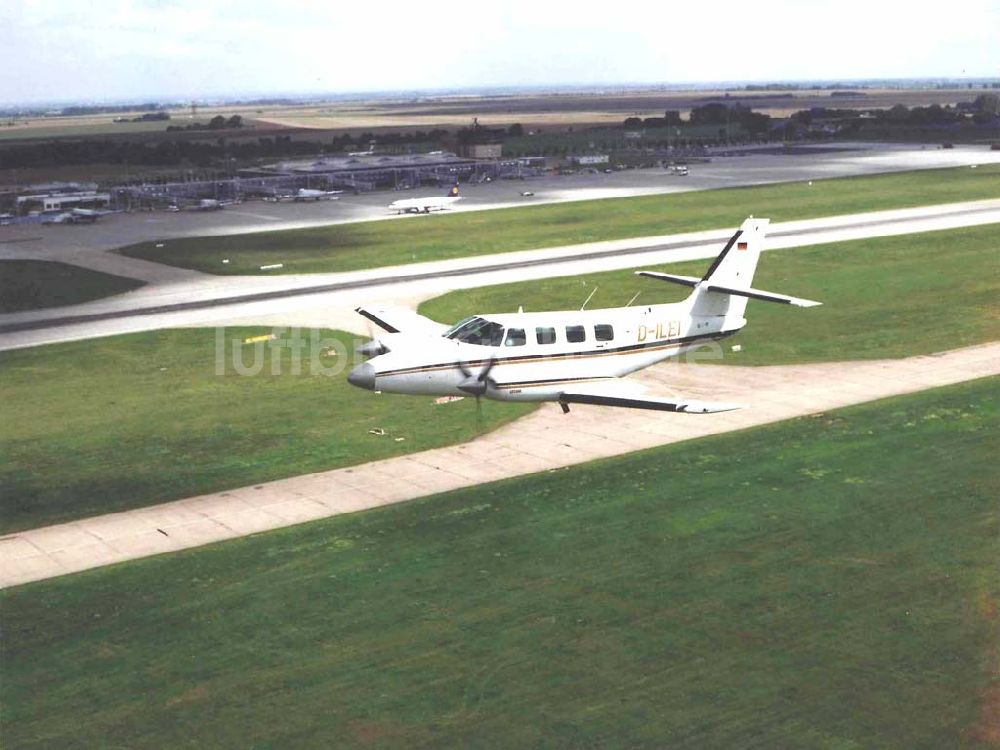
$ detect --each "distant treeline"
[115,112,170,123]
[0,129,453,170]
[624,104,773,134]
[166,115,243,132]
[622,96,1000,136]
[59,103,164,116]
[789,95,1000,130]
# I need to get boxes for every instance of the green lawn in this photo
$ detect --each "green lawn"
[117,164,1000,275]
[420,223,1000,365]
[0,260,144,313]
[3,378,997,749]
[0,328,531,534]
[4,226,998,532]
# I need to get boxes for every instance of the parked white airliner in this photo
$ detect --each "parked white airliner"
[348,218,820,413]
[294,188,341,201]
[388,184,461,214]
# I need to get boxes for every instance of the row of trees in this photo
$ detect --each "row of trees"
[623,104,773,135]
[0,127,460,170]
[166,114,244,132]
[790,95,1000,129]
[618,95,1000,143]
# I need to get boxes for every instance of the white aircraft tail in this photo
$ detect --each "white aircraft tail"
[689,217,768,319]
[636,217,820,323]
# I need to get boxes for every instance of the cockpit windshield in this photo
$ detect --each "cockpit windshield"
[443,316,505,346]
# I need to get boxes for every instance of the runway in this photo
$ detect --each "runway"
[3,341,997,588]
[2,198,999,351]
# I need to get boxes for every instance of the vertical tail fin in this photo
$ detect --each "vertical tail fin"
[689,217,768,319]
[701,217,768,287]
[637,216,819,323]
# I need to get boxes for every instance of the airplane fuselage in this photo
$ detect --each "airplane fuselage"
[349,217,818,414]
[389,196,461,214]
[352,302,742,402]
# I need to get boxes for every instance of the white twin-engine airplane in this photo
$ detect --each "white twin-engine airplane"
[348,217,820,414]
[388,184,461,214]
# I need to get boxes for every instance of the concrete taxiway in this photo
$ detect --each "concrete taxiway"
[2,342,997,588]
[2,198,999,351]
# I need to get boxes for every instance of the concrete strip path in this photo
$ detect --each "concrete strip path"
[2,341,997,589]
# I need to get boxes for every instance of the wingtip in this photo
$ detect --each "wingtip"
[680,401,745,414]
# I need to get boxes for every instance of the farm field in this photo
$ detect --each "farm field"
[2,87,975,142]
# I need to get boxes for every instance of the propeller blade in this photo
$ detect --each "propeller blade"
[457,357,498,396]
[356,339,387,358]
[479,357,497,384]
[356,320,388,358]
[457,376,486,396]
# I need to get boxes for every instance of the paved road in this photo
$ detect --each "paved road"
[3,342,997,588]
[2,198,999,351]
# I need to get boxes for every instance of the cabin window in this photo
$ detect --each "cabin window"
[444,316,505,346]
[565,325,586,343]
[595,324,614,341]
[536,327,556,345]
[505,328,526,347]
[443,317,477,337]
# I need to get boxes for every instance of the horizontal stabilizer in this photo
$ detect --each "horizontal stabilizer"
[635,271,702,288]
[558,379,743,414]
[705,284,822,308]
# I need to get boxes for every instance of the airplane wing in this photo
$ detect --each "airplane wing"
[558,379,743,414]
[355,305,447,336]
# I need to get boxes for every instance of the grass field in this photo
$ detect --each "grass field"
[0,260,144,313]
[3,378,997,749]
[420,223,1000,365]
[5,227,998,532]
[0,328,531,534]
[117,164,1000,275]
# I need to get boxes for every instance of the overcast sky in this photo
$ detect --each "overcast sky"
[2,0,998,105]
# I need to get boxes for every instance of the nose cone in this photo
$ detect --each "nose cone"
[347,362,376,391]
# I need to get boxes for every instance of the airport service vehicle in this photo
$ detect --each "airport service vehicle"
[349,217,820,413]
[388,184,461,214]
[670,165,689,176]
